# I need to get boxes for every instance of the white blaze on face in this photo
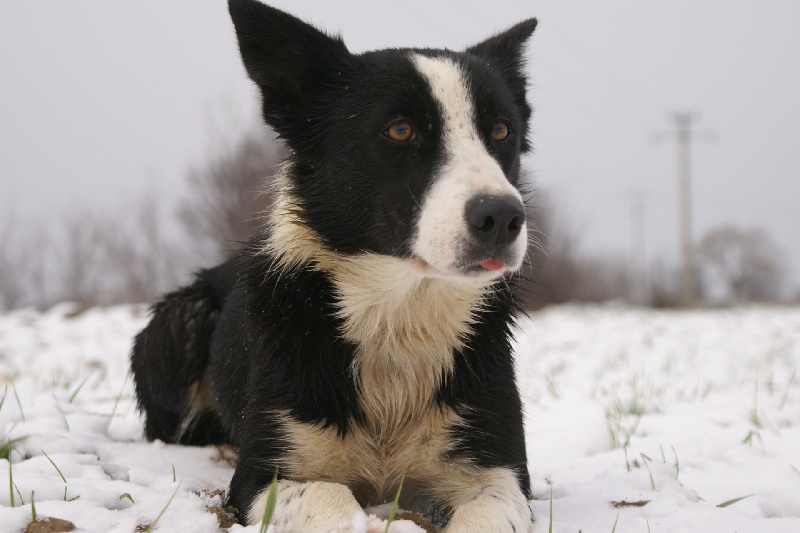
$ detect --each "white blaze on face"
[411,54,527,277]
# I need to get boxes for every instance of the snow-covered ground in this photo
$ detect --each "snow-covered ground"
[0,304,798,532]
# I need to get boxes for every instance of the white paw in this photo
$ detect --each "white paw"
[249,480,362,532]
[443,485,533,533]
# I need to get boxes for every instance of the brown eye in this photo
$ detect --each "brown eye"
[491,120,510,142]
[385,119,415,142]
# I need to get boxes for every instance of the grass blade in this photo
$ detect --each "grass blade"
[68,371,93,403]
[672,445,680,478]
[146,482,181,532]
[548,485,553,533]
[51,393,70,432]
[41,449,67,483]
[640,453,656,490]
[119,492,135,503]
[384,475,405,533]
[610,512,619,533]
[11,382,24,421]
[31,490,37,521]
[717,494,754,508]
[0,436,29,460]
[260,467,280,533]
[8,460,14,507]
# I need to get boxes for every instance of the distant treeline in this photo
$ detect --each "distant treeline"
[0,127,792,311]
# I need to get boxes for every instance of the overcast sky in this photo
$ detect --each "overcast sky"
[2,1,799,291]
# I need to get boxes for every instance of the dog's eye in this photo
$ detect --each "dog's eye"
[385,119,415,142]
[491,120,510,142]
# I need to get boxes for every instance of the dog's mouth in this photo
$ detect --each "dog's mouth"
[409,256,512,278]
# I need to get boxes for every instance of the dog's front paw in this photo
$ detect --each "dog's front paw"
[248,480,365,532]
[444,501,533,533]
[442,484,533,533]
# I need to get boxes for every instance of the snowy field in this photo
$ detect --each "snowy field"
[0,303,798,532]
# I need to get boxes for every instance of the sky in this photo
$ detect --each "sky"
[1,0,799,292]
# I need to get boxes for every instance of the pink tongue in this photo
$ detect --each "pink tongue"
[480,259,505,271]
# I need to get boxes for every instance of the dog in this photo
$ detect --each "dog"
[131,0,537,530]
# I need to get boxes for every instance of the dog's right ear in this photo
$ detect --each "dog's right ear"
[228,0,350,136]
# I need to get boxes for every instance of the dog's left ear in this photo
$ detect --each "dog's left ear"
[466,19,537,152]
[466,18,537,69]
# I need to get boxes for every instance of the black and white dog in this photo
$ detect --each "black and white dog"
[131,0,537,530]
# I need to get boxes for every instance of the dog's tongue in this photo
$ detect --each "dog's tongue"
[480,259,505,271]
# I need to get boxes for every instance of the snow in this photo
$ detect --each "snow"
[1,303,799,532]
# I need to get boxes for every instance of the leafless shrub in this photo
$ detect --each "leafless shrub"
[648,259,681,308]
[520,195,631,309]
[178,124,284,264]
[0,217,52,310]
[697,225,787,303]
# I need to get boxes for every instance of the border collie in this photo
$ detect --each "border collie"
[131,0,537,530]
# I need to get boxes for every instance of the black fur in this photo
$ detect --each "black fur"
[132,0,537,526]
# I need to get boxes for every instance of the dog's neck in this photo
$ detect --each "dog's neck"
[264,168,494,427]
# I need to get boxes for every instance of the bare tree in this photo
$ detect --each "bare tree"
[179,125,285,264]
[697,225,787,303]
[99,195,188,304]
[520,193,631,309]
[0,217,52,310]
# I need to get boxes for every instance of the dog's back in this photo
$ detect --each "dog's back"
[132,1,538,530]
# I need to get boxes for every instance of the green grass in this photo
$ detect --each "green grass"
[68,372,94,403]
[51,392,70,432]
[106,377,128,434]
[119,492,135,504]
[7,460,14,507]
[780,370,796,410]
[742,429,765,451]
[623,445,631,472]
[640,453,656,490]
[384,475,405,533]
[259,468,279,533]
[41,449,73,501]
[146,482,182,532]
[548,485,553,533]
[610,512,619,532]
[11,382,25,421]
[0,435,28,461]
[717,494,754,508]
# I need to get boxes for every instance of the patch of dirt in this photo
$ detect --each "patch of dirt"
[25,517,76,533]
[207,505,238,529]
[611,500,650,508]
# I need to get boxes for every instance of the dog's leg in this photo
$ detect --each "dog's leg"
[439,468,533,533]
[131,276,226,445]
[245,480,368,532]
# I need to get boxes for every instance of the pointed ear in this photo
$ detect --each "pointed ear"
[228,0,350,135]
[466,18,537,66]
[467,19,537,153]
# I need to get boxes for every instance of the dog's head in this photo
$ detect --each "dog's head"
[229,0,536,281]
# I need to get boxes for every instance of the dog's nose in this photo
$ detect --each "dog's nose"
[465,195,526,246]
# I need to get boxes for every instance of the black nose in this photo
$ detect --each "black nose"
[465,195,526,246]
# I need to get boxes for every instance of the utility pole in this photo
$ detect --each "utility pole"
[629,193,647,306]
[654,112,714,307]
